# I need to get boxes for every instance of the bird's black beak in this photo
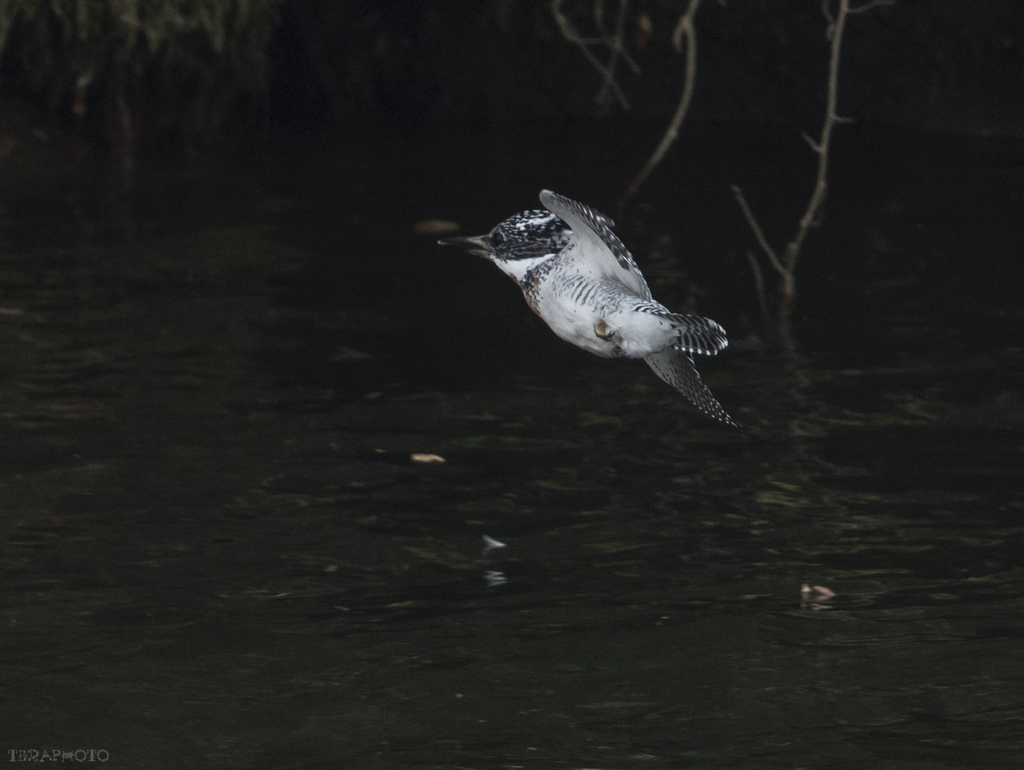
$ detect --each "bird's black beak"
[438,234,492,259]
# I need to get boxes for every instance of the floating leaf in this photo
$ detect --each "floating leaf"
[411,453,445,464]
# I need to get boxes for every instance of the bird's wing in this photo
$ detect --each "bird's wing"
[630,301,729,356]
[539,190,650,300]
[645,348,737,426]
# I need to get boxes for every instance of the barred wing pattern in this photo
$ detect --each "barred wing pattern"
[645,348,738,426]
[539,189,651,300]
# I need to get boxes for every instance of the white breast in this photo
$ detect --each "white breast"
[535,291,616,356]
[531,274,674,359]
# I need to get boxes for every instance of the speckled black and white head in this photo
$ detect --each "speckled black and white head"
[489,210,574,262]
[439,209,573,283]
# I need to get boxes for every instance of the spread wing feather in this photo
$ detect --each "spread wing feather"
[539,189,650,300]
[645,348,738,426]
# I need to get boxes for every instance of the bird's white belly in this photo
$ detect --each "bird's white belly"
[533,290,675,359]
[535,294,615,356]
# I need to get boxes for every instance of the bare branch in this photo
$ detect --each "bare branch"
[732,0,888,347]
[621,0,702,202]
[783,0,851,271]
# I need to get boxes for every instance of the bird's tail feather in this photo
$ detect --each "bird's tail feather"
[632,302,729,356]
[666,312,728,356]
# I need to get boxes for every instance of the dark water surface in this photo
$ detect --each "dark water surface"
[1,127,1023,769]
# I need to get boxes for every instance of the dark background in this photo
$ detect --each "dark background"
[1,0,1022,348]
[2,1,1022,155]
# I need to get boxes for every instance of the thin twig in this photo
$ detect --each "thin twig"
[821,0,836,31]
[671,1,697,51]
[730,185,786,277]
[848,0,895,14]
[620,0,702,203]
[552,0,632,109]
[594,0,606,34]
[746,250,770,325]
[596,0,633,108]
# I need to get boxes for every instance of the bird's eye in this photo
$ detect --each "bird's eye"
[491,232,505,248]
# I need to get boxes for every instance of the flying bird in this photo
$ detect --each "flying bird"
[440,190,736,425]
